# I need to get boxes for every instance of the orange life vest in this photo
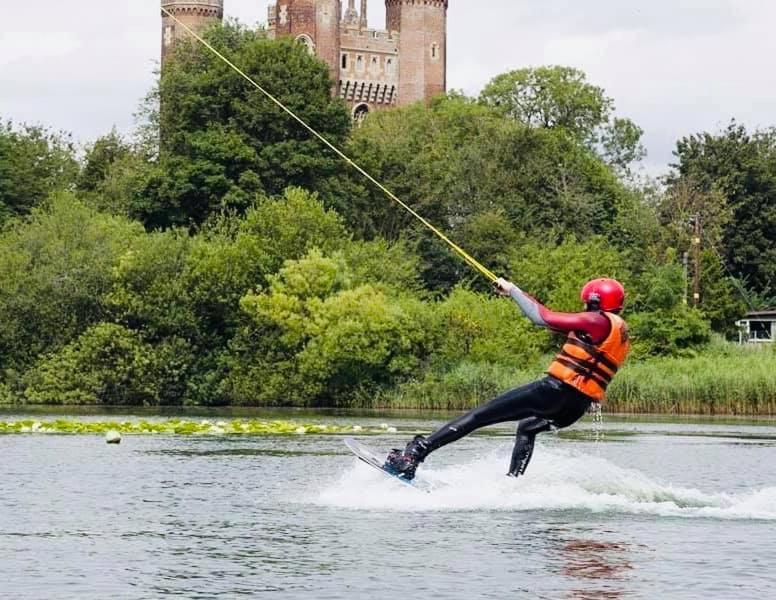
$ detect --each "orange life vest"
[546,312,630,402]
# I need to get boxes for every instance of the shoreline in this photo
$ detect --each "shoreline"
[0,403,773,422]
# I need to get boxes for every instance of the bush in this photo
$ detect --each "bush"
[508,236,633,312]
[24,324,162,405]
[627,258,712,357]
[628,307,711,358]
[240,187,350,273]
[222,250,432,405]
[105,229,197,340]
[434,287,546,366]
[0,194,143,370]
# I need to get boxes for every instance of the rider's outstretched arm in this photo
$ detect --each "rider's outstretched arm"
[495,278,610,343]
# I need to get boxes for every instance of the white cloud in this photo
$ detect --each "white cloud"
[0,32,80,67]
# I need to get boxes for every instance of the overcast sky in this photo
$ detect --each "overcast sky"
[3,0,776,175]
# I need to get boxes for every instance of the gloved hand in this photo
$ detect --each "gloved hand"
[493,277,516,297]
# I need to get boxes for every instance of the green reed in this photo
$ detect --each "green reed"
[378,344,776,415]
[607,346,776,415]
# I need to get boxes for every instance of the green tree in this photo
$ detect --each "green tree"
[628,259,712,357]
[136,22,351,228]
[669,122,776,294]
[0,194,143,371]
[23,323,193,405]
[654,179,745,333]
[77,129,132,194]
[479,66,645,172]
[698,250,747,335]
[508,236,633,312]
[345,94,634,291]
[657,179,731,253]
[0,121,78,222]
[480,66,611,137]
[223,250,430,406]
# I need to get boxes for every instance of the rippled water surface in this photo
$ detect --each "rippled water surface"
[1,412,775,599]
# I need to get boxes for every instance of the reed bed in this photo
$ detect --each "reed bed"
[378,345,776,415]
[608,347,776,415]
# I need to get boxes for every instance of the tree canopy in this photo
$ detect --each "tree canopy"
[0,121,78,223]
[479,66,645,173]
[131,22,352,229]
[669,121,776,295]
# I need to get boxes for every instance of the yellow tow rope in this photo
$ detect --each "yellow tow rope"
[160,7,497,283]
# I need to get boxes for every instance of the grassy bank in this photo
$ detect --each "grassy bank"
[378,344,776,416]
[607,347,776,415]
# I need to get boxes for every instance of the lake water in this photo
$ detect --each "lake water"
[1,411,775,599]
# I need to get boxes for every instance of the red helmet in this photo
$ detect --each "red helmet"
[581,278,625,312]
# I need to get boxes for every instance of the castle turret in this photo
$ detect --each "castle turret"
[267,1,341,90]
[385,0,448,106]
[161,0,224,65]
[344,0,359,25]
[315,0,342,87]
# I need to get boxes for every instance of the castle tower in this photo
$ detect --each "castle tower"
[385,0,448,106]
[316,0,342,87]
[161,0,224,65]
[344,0,358,25]
[267,1,341,88]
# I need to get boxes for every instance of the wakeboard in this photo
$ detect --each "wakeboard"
[344,437,429,492]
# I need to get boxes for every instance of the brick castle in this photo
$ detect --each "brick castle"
[161,1,448,118]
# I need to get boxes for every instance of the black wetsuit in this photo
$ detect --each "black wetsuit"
[423,376,592,476]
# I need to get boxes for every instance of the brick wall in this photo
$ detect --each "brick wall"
[315,1,341,89]
[386,0,447,107]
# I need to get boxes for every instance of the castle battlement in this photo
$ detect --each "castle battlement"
[341,26,395,41]
[340,26,398,54]
[162,0,224,17]
[385,0,448,7]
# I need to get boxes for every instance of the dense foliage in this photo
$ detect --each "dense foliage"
[0,22,772,410]
[139,24,350,229]
[0,121,78,223]
[668,122,776,295]
[479,66,646,173]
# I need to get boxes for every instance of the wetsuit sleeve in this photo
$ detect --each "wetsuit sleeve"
[508,285,610,343]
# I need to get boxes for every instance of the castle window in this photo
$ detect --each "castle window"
[163,26,174,47]
[431,43,439,60]
[356,55,364,73]
[386,58,395,75]
[353,103,370,124]
[295,34,315,55]
[341,54,348,69]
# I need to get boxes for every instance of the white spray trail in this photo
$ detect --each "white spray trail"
[314,448,776,520]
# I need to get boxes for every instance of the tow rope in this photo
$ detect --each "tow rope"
[160,7,497,283]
